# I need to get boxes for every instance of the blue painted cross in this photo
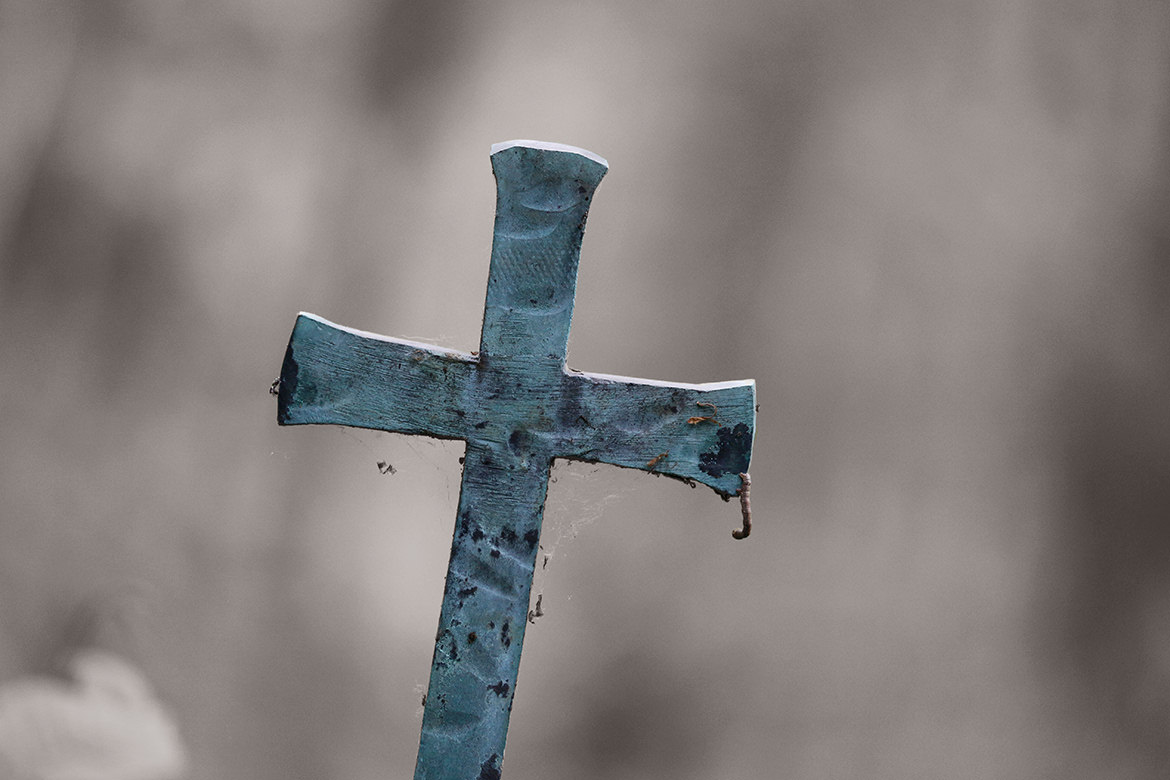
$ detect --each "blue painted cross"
[276,141,755,780]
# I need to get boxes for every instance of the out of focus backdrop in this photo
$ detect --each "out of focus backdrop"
[2,2,1168,778]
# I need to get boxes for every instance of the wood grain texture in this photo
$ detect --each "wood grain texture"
[277,141,756,780]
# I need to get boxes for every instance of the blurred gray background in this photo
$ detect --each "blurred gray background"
[2,1,1169,778]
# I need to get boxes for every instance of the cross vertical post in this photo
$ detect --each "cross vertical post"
[276,140,756,780]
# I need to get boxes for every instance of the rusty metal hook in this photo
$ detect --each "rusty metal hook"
[732,472,752,539]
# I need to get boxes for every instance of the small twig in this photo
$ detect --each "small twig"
[732,472,752,540]
[687,401,720,426]
[646,452,668,472]
[527,594,544,623]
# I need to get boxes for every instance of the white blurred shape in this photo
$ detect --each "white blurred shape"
[0,651,186,780]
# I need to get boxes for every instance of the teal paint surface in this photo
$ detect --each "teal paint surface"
[277,141,756,779]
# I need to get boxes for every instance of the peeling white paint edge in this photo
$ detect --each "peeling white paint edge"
[297,312,477,361]
[490,140,608,168]
[576,370,755,393]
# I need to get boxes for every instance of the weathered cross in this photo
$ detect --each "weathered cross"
[276,141,755,779]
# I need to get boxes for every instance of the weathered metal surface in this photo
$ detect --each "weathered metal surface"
[277,140,756,780]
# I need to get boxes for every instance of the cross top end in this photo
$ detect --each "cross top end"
[482,141,608,367]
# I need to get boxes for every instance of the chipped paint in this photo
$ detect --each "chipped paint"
[699,423,753,479]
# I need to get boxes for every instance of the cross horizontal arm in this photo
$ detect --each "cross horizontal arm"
[277,313,476,439]
[558,371,756,497]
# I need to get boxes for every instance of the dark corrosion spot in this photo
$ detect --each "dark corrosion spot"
[500,528,517,543]
[475,421,488,429]
[471,526,485,542]
[487,680,510,697]
[276,343,299,425]
[490,549,500,558]
[456,409,466,417]
[457,586,478,598]
[500,621,511,648]
[478,754,501,780]
[523,529,539,550]
[468,632,477,644]
[699,423,752,478]
[555,374,585,431]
